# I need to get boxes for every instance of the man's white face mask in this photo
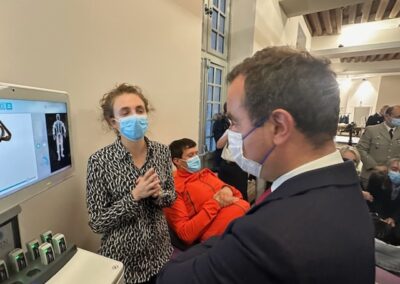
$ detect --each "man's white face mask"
[227,127,275,178]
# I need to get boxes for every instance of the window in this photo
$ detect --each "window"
[199,0,230,168]
[204,0,229,59]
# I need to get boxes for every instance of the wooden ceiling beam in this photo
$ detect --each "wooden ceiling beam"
[279,0,365,17]
[336,8,343,34]
[321,11,333,34]
[348,4,357,24]
[309,13,323,36]
[312,41,400,58]
[389,0,400,18]
[375,0,389,21]
[376,54,386,60]
[361,0,373,22]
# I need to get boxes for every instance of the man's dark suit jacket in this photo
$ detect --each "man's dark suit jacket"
[366,113,384,126]
[157,162,375,284]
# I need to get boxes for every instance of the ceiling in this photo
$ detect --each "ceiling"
[304,0,400,36]
[280,0,400,73]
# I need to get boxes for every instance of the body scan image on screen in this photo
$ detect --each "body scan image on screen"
[45,113,71,172]
[0,99,72,199]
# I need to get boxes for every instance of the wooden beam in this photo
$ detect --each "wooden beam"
[309,13,323,36]
[386,53,397,60]
[336,8,343,34]
[312,41,400,58]
[348,4,357,24]
[375,0,389,21]
[376,54,386,60]
[331,60,400,75]
[389,0,400,18]
[369,55,378,61]
[304,16,314,36]
[279,0,366,17]
[361,0,373,22]
[321,11,333,34]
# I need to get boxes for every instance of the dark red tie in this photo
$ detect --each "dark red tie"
[255,187,272,205]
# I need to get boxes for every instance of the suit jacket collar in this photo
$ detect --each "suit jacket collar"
[250,162,359,212]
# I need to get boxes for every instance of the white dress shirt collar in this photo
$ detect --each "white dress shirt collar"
[271,150,343,192]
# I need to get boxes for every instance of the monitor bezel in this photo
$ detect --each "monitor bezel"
[0,83,74,214]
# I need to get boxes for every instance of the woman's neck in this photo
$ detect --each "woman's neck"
[121,136,147,157]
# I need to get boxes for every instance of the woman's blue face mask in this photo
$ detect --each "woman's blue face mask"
[117,114,148,141]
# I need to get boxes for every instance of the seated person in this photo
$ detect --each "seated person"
[367,158,400,245]
[164,138,250,245]
[339,145,373,202]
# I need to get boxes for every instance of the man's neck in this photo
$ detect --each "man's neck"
[267,140,336,181]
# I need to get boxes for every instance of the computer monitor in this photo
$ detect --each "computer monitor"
[0,83,74,213]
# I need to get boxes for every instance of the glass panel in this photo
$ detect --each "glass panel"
[215,69,222,85]
[207,103,212,119]
[220,0,226,13]
[211,31,217,50]
[208,67,214,83]
[211,139,216,152]
[213,0,218,8]
[207,85,213,101]
[206,120,212,137]
[217,35,224,53]
[219,15,225,34]
[212,10,218,30]
[213,86,221,101]
[212,103,220,115]
[206,138,211,153]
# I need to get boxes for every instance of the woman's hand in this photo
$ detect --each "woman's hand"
[132,168,161,201]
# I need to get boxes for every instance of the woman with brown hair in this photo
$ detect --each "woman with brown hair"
[86,83,176,284]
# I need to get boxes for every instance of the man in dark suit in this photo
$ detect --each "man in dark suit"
[366,105,389,126]
[157,47,375,284]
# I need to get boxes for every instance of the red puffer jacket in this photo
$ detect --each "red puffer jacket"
[163,168,250,245]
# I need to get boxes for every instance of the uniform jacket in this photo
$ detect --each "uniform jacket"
[357,123,400,179]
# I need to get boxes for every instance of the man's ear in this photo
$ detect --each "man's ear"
[172,157,181,168]
[269,109,295,145]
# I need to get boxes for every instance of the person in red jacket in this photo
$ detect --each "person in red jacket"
[164,138,250,245]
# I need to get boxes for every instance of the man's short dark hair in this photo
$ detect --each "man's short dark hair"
[227,46,340,147]
[169,138,197,160]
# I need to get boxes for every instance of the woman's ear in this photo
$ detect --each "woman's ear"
[110,117,119,131]
[269,109,295,145]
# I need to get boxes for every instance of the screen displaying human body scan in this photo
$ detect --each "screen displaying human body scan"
[0,99,71,198]
[0,98,72,200]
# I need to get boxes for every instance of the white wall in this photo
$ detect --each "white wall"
[229,0,257,69]
[338,77,381,124]
[376,75,400,107]
[253,0,311,52]
[229,0,312,70]
[0,0,203,252]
